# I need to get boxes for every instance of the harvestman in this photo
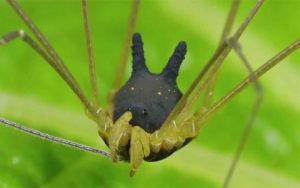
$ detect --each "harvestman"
[0,0,299,187]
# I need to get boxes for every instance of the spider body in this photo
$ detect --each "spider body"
[113,73,182,133]
[111,33,188,161]
[113,33,185,134]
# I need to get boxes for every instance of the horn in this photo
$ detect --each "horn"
[162,41,187,82]
[131,33,148,74]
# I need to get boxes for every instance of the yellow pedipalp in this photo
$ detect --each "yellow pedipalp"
[180,121,196,139]
[108,111,132,162]
[95,110,197,175]
[149,131,162,153]
[137,127,150,157]
[129,126,150,177]
[149,117,197,154]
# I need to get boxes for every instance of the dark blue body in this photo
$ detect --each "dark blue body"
[112,33,187,161]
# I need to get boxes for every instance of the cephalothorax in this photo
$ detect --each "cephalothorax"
[94,33,194,175]
[113,33,185,135]
[112,33,188,161]
[0,0,299,186]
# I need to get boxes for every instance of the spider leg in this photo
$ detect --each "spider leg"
[186,0,264,186]
[194,39,300,184]
[196,38,300,132]
[149,1,265,151]
[107,112,133,162]
[0,117,111,158]
[103,111,150,177]
[219,0,241,46]
[5,0,96,115]
[203,0,241,108]
[130,126,150,177]
[0,29,94,115]
[0,31,111,155]
[222,39,263,188]
[82,0,99,109]
[159,0,265,133]
[108,0,141,111]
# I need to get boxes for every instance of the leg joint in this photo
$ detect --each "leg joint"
[0,29,27,45]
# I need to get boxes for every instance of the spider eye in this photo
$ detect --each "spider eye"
[142,109,147,115]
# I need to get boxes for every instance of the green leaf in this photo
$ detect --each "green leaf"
[1,0,299,187]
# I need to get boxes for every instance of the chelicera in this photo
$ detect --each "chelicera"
[0,0,299,186]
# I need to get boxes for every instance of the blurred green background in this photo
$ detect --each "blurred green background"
[0,0,300,187]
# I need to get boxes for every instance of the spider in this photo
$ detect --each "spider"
[0,0,299,187]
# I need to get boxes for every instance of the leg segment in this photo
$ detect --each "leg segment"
[186,1,264,184]
[82,0,99,109]
[108,0,141,110]
[142,0,265,159]
[130,126,150,177]
[107,112,133,162]
[222,38,263,188]
[196,39,300,128]
[6,0,96,115]
[159,0,265,133]
[203,0,241,108]
[0,29,94,113]
[101,111,151,177]
[194,40,299,186]
[0,117,111,158]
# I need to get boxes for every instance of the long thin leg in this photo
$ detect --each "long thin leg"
[195,0,264,106]
[0,117,111,158]
[108,0,141,106]
[194,40,300,186]
[222,39,263,188]
[189,0,265,110]
[160,0,265,132]
[194,1,264,184]
[6,0,96,115]
[149,36,298,172]
[196,38,300,129]
[186,0,242,111]
[0,29,94,114]
[219,0,241,46]
[189,39,299,188]
[203,0,241,108]
[82,0,99,109]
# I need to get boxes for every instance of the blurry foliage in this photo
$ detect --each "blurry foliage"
[0,0,300,187]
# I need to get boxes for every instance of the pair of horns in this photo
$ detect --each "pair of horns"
[131,33,187,82]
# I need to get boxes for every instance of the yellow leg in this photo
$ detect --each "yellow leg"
[92,110,151,176]
[108,112,133,162]
[150,117,196,153]
[130,126,150,177]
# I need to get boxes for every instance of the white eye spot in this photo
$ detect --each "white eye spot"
[130,87,135,91]
[157,91,162,95]
[168,89,171,92]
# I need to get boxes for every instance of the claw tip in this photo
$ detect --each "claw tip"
[130,169,137,177]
